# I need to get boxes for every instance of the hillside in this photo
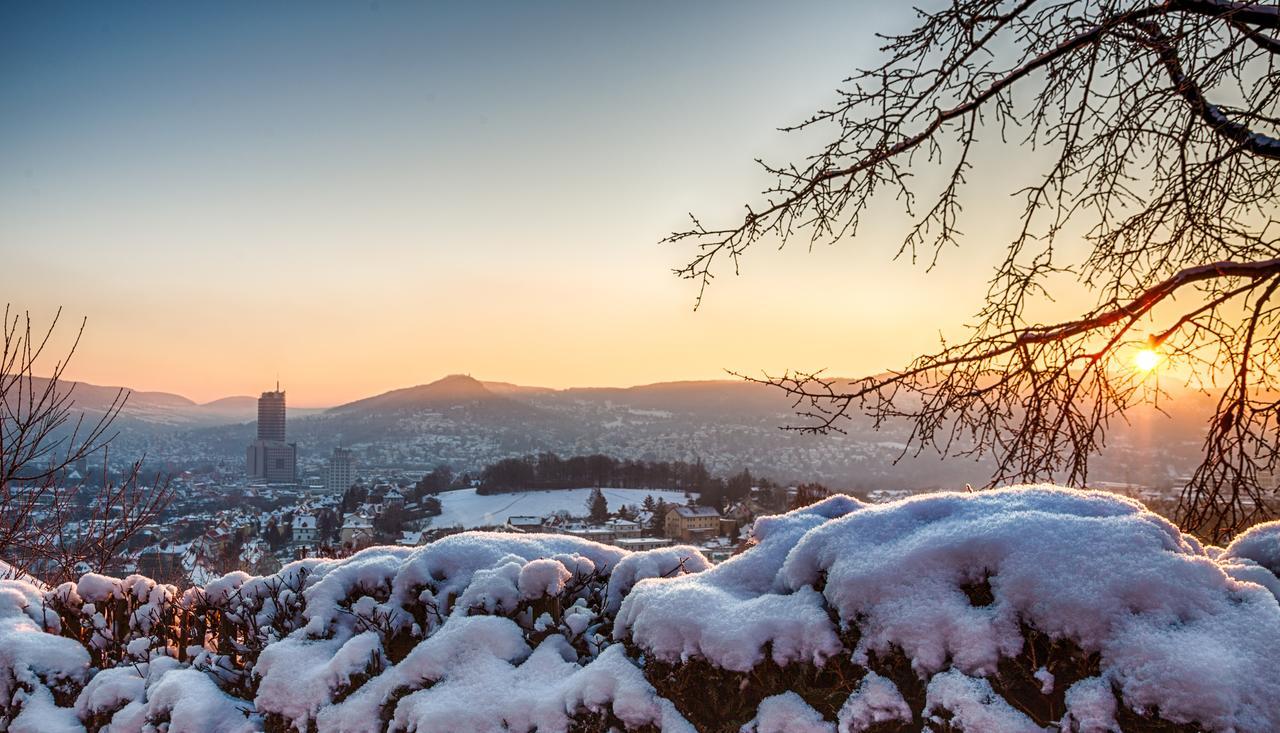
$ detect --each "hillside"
[4,377,265,431]
[330,374,522,414]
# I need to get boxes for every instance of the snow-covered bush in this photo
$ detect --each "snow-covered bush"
[0,578,89,732]
[618,487,1280,732]
[1,486,1278,732]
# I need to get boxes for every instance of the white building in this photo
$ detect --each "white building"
[507,516,545,533]
[292,514,318,544]
[341,515,375,548]
[324,447,356,495]
[614,537,673,552]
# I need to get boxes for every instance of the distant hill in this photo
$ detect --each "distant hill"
[556,380,792,415]
[2,377,326,437]
[330,374,530,414]
[200,395,257,409]
[479,381,557,397]
[7,376,208,428]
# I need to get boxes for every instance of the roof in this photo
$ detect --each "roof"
[615,537,673,547]
[508,515,544,526]
[292,514,317,530]
[669,505,721,519]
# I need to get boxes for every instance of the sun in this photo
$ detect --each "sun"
[1134,348,1161,373]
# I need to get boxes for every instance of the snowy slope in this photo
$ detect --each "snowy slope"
[428,487,693,529]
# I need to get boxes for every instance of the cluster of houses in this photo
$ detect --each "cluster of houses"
[106,473,855,586]
[125,479,417,584]
[501,502,752,562]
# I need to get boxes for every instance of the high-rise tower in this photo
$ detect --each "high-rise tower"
[247,383,297,483]
[257,385,287,442]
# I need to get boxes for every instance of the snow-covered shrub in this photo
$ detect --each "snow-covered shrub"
[1224,520,1280,600]
[618,486,1280,732]
[2,486,1279,732]
[0,578,89,732]
[251,534,702,731]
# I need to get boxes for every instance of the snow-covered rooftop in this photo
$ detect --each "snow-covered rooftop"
[669,505,721,518]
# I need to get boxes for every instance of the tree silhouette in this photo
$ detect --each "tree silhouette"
[587,487,609,524]
[1,306,171,582]
[669,0,1280,541]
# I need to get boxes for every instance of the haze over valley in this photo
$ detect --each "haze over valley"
[56,372,1213,491]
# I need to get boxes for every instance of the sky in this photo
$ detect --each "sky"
[2,1,1038,407]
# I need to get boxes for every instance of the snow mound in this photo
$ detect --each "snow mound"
[1225,520,1280,575]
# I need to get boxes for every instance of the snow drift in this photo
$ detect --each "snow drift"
[1,486,1278,732]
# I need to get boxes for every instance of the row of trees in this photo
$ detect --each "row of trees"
[476,452,762,510]
[478,452,719,493]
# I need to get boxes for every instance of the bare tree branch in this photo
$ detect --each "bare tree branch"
[1,305,172,583]
[670,0,1280,542]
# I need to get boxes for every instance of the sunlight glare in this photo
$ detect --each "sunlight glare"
[1134,348,1161,373]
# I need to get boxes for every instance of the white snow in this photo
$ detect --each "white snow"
[924,670,1045,732]
[614,494,862,672]
[0,579,90,727]
[742,692,833,733]
[3,484,1279,732]
[1225,519,1280,575]
[1062,676,1120,733]
[836,672,912,732]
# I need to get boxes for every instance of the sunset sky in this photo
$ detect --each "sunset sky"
[3,1,1035,406]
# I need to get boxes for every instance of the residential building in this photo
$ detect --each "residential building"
[506,516,545,533]
[340,515,375,549]
[614,537,673,552]
[604,518,641,539]
[136,544,185,583]
[384,488,405,511]
[324,447,355,495]
[664,505,721,542]
[292,514,318,544]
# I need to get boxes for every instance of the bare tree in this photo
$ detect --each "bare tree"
[1,306,171,584]
[667,0,1280,542]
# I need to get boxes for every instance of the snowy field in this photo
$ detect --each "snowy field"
[427,487,693,529]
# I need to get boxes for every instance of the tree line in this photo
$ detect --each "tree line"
[478,452,712,493]
[476,452,760,510]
